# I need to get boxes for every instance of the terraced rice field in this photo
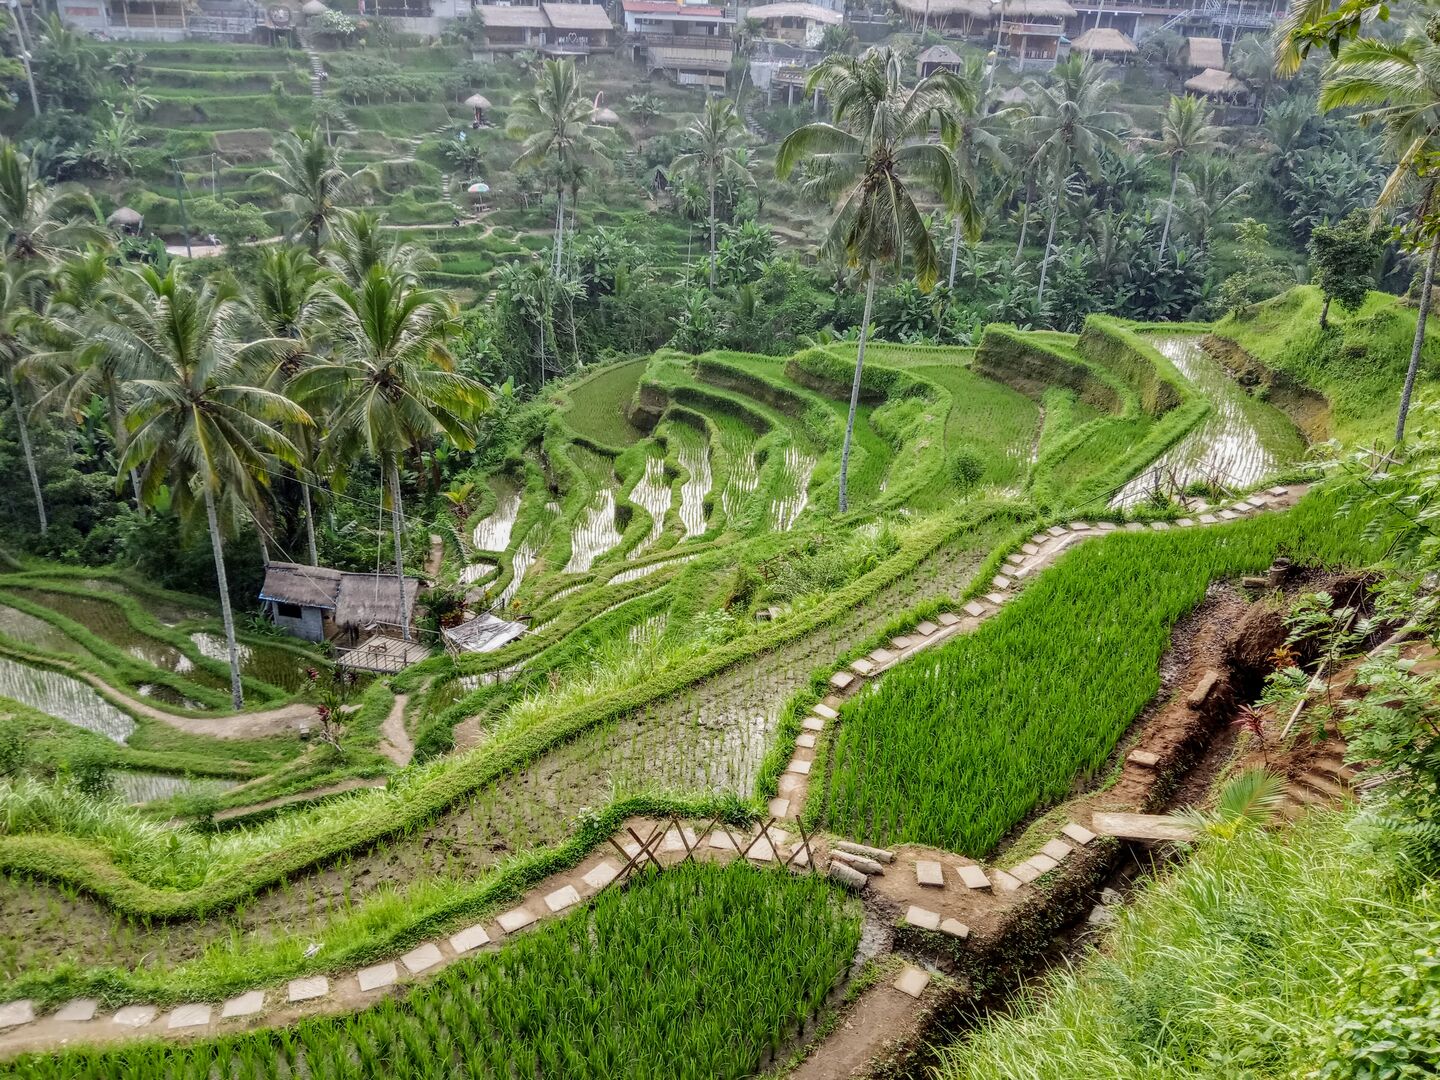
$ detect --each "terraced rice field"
[628,454,673,556]
[0,655,135,743]
[771,447,816,531]
[1112,336,1304,508]
[471,484,522,553]
[673,425,712,537]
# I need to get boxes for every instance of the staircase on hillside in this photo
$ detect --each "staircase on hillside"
[1278,750,1359,821]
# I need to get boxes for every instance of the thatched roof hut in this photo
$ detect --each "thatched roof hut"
[1185,36,1224,70]
[1185,67,1248,98]
[107,206,143,232]
[996,85,1030,106]
[1000,0,1076,18]
[1071,27,1137,57]
[592,106,620,125]
[540,2,614,31]
[464,93,492,110]
[917,43,965,78]
[259,561,421,639]
[300,0,329,15]
[894,0,993,21]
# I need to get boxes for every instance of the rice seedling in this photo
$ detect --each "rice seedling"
[819,490,1383,855]
[470,483,522,553]
[627,452,673,557]
[9,864,861,1080]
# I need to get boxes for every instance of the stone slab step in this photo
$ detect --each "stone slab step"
[449,923,492,954]
[358,962,397,992]
[1062,821,1096,845]
[914,859,944,887]
[893,965,931,998]
[1091,811,1197,842]
[905,905,940,930]
[220,992,264,1019]
[402,943,443,974]
[957,864,991,890]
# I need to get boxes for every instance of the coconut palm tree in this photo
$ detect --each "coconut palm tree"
[1148,95,1220,263]
[0,265,49,535]
[0,139,104,263]
[324,210,433,286]
[1021,57,1126,308]
[507,60,602,274]
[777,47,971,512]
[1174,157,1251,251]
[947,54,1009,289]
[671,98,753,290]
[251,245,328,565]
[1317,29,1440,441]
[295,264,489,637]
[102,266,308,708]
[258,126,356,254]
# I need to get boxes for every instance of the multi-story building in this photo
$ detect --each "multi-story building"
[621,0,735,89]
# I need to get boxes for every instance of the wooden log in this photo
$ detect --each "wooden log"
[1091,812,1197,842]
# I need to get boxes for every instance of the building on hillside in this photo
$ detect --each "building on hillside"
[474,2,615,54]
[893,0,993,34]
[1069,25,1136,60]
[916,43,966,77]
[1066,0,1284,44]
[1184,35,1225,70]
[623,0,736,88]
[1185,65,1254,122]
[744,2,842,47]
[259,562,421,645]
[996,0,1075,68]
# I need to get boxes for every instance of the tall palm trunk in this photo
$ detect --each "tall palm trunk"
[302,482,319,565]
[389,459,410,641]
[1014,179,1033,263]
[203,485,244,709]
[552,188,566,274]
[839,269,877,514]
[708,166,718,289]
[948,214,961,290]
[7,364,46,535]
[1157,158,1179,263]
[1035,173,1062,308]
[1397,241,1438,442]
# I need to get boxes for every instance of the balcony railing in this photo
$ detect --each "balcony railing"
[999,19,1064,35]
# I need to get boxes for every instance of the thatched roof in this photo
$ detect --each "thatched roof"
[259,561,420,630]
[917,43,965,65]
[1000,0,1075,17]
[747,2,842,24]
[541,2,613,30]
[477,4,548,27]
[591,106,621,125]
[1185,67,1248,97]
[1071,27,1136,54]
[260,562,343,611]
[894,0,992,20]
[442,612,529,654]
[464,93,492,109]
[996,85,1030,105]
[107,206,143,226]
[1186,36,1223,69]
[300,0,328,14]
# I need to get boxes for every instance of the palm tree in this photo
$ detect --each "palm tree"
[324,210,433,285]
[1316,30,1440,441]
[0,265,48,535]
[778,47,971,512]
[103,266,308,708]
[1021,57,1126,308]
[507,60,602,274]
[252,245,327,565]
[258,126,356,254]
[624,92,662,134]
[0,139,104,263]
[296,265,489,637]
[671,98,753,289]
[1174,157,1251,251]
[1148,95,1220,263]
[72,112,143,178]
[947,55,1009,289]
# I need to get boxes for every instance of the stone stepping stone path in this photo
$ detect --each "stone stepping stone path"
[893,965,931,999]
[401,943,443,975]
[358,962,398,992]
[168,1004,211,1030]
[54,999,98,1023]
[221,992,264,1019]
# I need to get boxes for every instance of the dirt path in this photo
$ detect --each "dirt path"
[213,778,389,824]
[377,693,413,767]
[77,672,314,740]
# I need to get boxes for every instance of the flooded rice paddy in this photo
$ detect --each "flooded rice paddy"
[627,454,672,557]
[564,488,624,574]
[673,426,713,537]
[771,447,816,531]
[0,654,135,743]
[1112,336,1304,509]
[115,771,240,805]
[471,484,522,553]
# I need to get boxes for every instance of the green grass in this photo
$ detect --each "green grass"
[932,808,1432,1079]
[558,360,648,449]
[813,486,1382,856]
[9,863,860,1080]
[911,363,1040,490]
[1213,286,1439,445]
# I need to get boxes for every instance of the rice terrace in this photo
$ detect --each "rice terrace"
[3,0,1440,1076]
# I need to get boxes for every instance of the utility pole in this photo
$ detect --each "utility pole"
[7,0,39,117]
[171,158,193,258]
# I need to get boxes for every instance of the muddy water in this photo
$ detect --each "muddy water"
[115,771,240,805]
[563,488,623,574]
[1112,336,1303,509]
[472,483,522,553]
[0,522,1001,978]
[772,447,817,531]
[0,654,135,742]
[627,455,672,557]
[675,429,713,537]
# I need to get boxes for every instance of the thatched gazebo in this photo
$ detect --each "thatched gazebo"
[1185,67,1248,99]
[464,92,491,125]
[1070,27,1137,60]
[106,206,144,235]
[300,0,329,16]
[894,0,992,33]
[1184,36,1224,71]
